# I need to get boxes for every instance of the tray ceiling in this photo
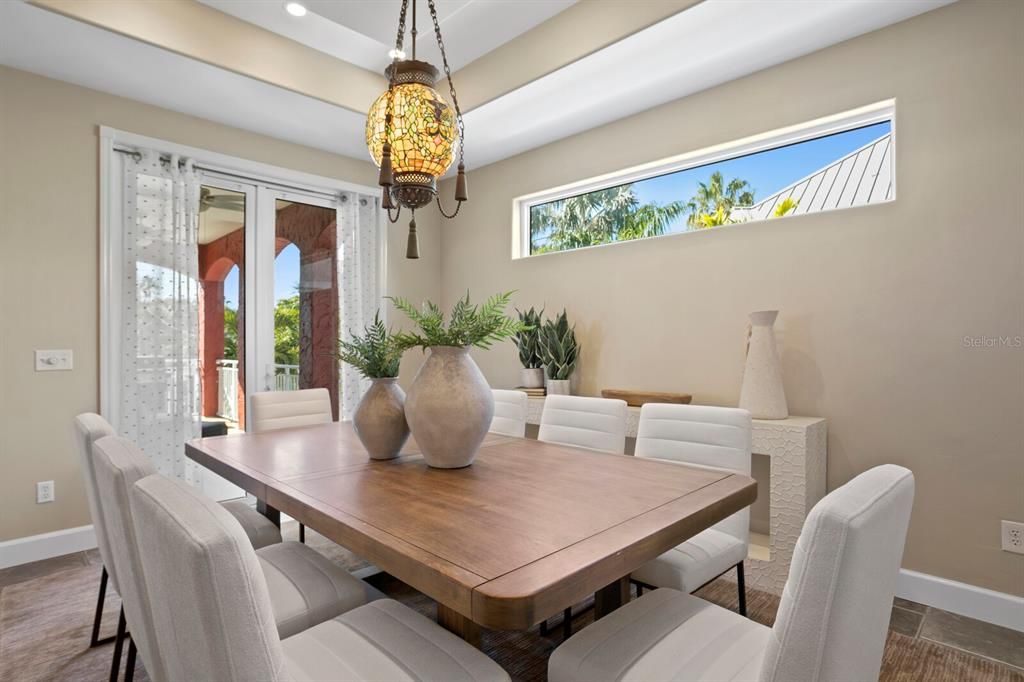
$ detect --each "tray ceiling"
[2,0,954,170]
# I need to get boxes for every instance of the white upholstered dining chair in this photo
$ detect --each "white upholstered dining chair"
[73,412,280,664]
[249,388,334,542]
[549,464,916,682]
[538,394,628,455]
[128,472,510,682]
[490,389,529,437]
[536,394,628,637]
[630,404,752,615]
[92,435,384,681]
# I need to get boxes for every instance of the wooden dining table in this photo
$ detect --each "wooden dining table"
[185,422,757,646]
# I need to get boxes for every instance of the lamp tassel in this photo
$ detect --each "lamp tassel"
[378,142,394,187]
[454,162,468,202]
[381,186,394,210]
[406,215,420,259]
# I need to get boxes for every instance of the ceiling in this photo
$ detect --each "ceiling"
[1,0,955,171]
[197,0,576,74]
[199,186,246,245]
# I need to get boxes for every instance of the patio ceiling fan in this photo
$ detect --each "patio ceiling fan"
[199,187,245,213]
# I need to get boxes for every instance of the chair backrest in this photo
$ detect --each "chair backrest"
[636,404,752,543]
[130,474,286,682]
[73,413,118,587]
[490,389,528,438]
[538,395,628,455]
[759,465,915,682]
[92,436,166,682]
[249,388,333,433]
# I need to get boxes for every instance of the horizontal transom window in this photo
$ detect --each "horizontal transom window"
[513,100,895,258]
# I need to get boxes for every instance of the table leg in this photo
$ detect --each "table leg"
[594,576,631,619]
[256,499,281,528]
[436,603,482,648]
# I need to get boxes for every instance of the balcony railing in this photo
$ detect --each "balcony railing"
[216,359,300,422]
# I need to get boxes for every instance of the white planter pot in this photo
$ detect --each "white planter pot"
[521,367,544,388]
[739,310,789,419]
[405,346,494,468]
[546,379,571,395]
[353,378,410,460]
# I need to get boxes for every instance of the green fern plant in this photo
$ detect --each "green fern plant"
[388,291,528,350]
[335,312,404,378]
[539,309,579,380]
[514,307,544,369]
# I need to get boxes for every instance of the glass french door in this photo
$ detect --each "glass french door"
[257,188,341,419]
[197,174,340,500]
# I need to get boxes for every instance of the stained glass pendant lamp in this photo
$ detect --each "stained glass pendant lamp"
[366,0,468,259]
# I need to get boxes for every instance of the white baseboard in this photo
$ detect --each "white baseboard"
[0,525,97,570]
[897,568,1024,633]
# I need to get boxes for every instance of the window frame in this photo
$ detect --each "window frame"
[512,99,896,259]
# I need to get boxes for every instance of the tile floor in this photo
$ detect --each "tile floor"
[2,550,1022,674]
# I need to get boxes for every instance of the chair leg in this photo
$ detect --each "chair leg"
[109,607,127,682]
[539,619,549,636]
[90,566,115,647]
[562,607,572,639]
[124,639,137,682]
[299,523,305,544]
[736,562,747,617]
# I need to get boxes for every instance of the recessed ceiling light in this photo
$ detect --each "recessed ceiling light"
[284,2,307,17]
[388,48,406,60]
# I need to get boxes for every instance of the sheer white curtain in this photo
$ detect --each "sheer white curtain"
[119,150,203,485]
[337,191,384,420]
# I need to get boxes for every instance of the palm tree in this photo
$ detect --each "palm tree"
[531,184,685,252]
[686,171,755,229]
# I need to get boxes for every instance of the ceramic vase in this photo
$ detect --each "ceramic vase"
[546,378,571,395]
[405,346,494,468]
[353,378,410,460]
[521,367,544,388]
[739,310,789,419]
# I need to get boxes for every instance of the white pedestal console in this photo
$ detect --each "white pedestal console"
[524,397,827,595]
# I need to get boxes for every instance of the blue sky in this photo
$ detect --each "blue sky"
[533,120,891,245]
[222,243,300,311]
[635,121,890,209]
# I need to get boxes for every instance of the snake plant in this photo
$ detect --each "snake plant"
[513,306,544,369]
[539,309,579,380]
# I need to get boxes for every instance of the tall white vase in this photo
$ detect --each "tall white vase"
[739,310,789,419]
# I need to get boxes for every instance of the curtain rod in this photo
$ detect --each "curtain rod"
[112,146,359,202]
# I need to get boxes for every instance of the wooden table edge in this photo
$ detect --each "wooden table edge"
[185,439,269,501]
[469,473,757,630]
[266,480,488,617]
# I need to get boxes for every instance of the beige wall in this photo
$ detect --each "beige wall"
[440,0,1024,595]
[0,66,441,542]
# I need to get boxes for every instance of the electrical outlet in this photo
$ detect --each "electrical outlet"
[1002,520,1024,554]
[36,480,55,504]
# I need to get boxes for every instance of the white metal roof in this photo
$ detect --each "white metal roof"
[731,131,893,222]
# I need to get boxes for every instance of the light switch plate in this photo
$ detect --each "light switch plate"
[35,349,73,371]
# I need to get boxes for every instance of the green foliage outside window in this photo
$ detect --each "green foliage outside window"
[222,294,301,366]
